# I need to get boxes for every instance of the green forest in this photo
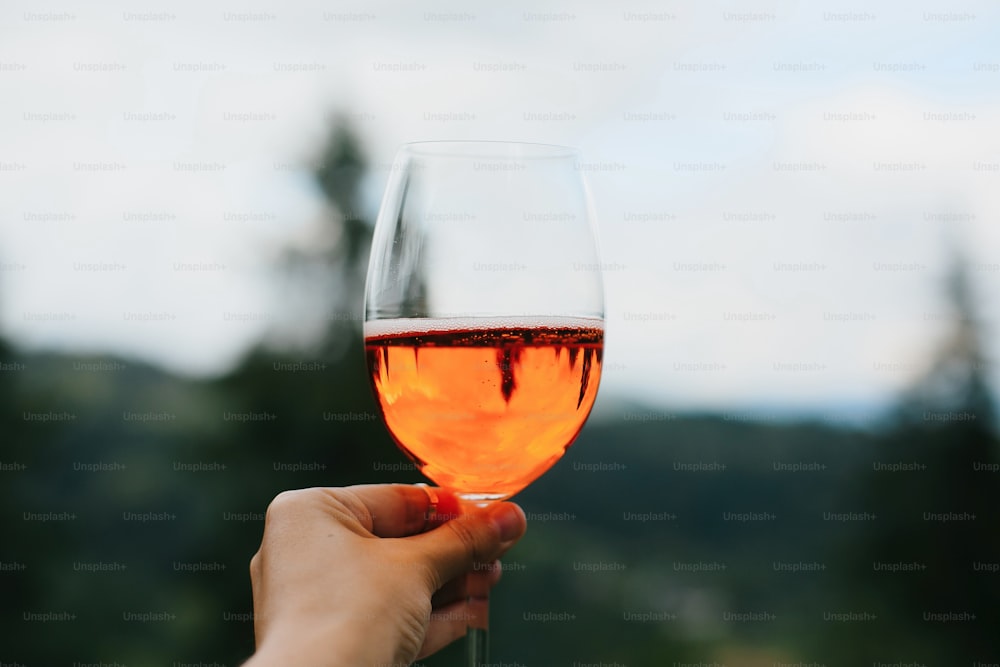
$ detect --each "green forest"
[2,124,997,666]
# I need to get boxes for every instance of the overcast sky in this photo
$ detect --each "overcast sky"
[1,0,998,420]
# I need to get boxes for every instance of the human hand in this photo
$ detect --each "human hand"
[244,484,527,667]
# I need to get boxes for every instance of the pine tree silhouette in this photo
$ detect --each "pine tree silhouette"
[848,247,999,663]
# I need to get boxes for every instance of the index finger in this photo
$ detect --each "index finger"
[332,483,461,538]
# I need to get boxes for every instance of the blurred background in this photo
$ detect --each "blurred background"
[1,0,998,664]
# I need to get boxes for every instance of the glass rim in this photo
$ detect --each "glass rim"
[400,140,577,160]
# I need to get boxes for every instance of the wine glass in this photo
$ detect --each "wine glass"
[363,141,605,666]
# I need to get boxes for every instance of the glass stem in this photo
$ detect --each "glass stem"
[466,570,490,666]
[466,626,488,667]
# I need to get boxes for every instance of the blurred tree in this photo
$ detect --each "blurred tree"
[898,253,997,430]
[274,116,372,358]
[842,248,1000,664]
[187,118,410,660]
[207,118,418,658]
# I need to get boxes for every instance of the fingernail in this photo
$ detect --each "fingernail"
[490,503,525,542]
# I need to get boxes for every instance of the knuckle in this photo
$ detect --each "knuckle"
[264,488,325,524]
[264,489,304,521]
[335,490,375,530]
[248,552,260,579]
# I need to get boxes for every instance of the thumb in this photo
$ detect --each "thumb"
[412,502,526,590]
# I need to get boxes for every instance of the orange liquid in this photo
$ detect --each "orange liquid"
[365,319,603,501]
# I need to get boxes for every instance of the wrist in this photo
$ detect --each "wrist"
[246,611,407,667]
[245,622,365,667]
